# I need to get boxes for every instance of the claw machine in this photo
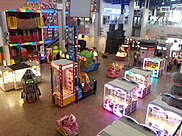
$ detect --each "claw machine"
[143,57,165,78]
[145,94,182,136]
[103,78,138,117]
[51,59,75,107]
[0,66,14,91]
[124,68,152,98]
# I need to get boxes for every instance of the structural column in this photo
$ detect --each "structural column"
[140,0,150,38]
[0,11,10,65]
[118,0,125,29]
[57,1,66,53]
[94,0,102,49]
[127,0,135,37]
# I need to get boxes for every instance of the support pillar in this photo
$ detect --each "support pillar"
[94,0,101,49]
[58,1,66,53]
[127,0,134,37]
[0,11,10,65]
[140,0,150,38]
[118,0,125,30]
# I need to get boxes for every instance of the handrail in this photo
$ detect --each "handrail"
[44,36,59,49]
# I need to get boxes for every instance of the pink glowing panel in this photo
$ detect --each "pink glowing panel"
[103,99,114,112]
[113,104,124,117]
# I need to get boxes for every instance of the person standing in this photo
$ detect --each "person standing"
[49,53,53,63]
[133,52,137,66]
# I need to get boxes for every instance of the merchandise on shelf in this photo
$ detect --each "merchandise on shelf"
[124,68,152,98]
[55,114,78,136]
[27,50,40,63]
[107,63,121,79]
[143,57,165,78]
[51,59,75,107]
[21,69,41,102]
[145,95,182,136]
[116,44,130,61]
[6,10,43,61]
[0,62,41,91]
[97,116,157,136]
[41,10,58,44]
[103,78,138,117]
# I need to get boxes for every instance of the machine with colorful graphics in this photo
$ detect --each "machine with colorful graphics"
[79,50,100,73]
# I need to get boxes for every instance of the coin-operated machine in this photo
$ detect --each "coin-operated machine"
[21,69,41,102]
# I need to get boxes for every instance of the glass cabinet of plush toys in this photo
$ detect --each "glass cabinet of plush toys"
[145,96,182,136]
[125,68,152,98]
[51,59,75,107]
[143,57,165,78]
[103,78,138,117]
[0,66,14,91]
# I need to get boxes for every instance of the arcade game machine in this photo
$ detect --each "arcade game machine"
[106,63,120,79]
[124,68,152,98]
[145,94,182,136]
[103,78,138,117]
[77,56,97,100]
[116,44,130,61]
[143,57,165,78]
[97,116,157,136]
[79,50,100,73]
[139,40,157,63]
[24,61,41,82]
[21,69,41,103]
[51,59,75,107]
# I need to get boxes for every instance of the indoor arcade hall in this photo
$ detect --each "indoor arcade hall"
[0,0,182,136]
[0,54,174,136]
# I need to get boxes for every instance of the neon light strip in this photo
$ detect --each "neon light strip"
[6,9,40,13]
[43,26,58,29]
[9,41,43,47]
[41,10,57,13]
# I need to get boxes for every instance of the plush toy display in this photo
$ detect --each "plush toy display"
[55,114,78,136]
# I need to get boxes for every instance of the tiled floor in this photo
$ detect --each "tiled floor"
[0,54,173,136]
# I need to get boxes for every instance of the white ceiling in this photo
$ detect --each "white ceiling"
[0,0,27,11]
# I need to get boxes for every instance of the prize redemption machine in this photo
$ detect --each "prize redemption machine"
[116,44,130,61]
[51,59,75,107]
[143,57,165,78]
[138,40,157,63]
[145,94,182,136]
[103,78,138,117]
[124,68,152,98]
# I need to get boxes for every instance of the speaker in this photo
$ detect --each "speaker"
[109,24,115,31]
[105,40,118,54]
[118,24,124,30]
